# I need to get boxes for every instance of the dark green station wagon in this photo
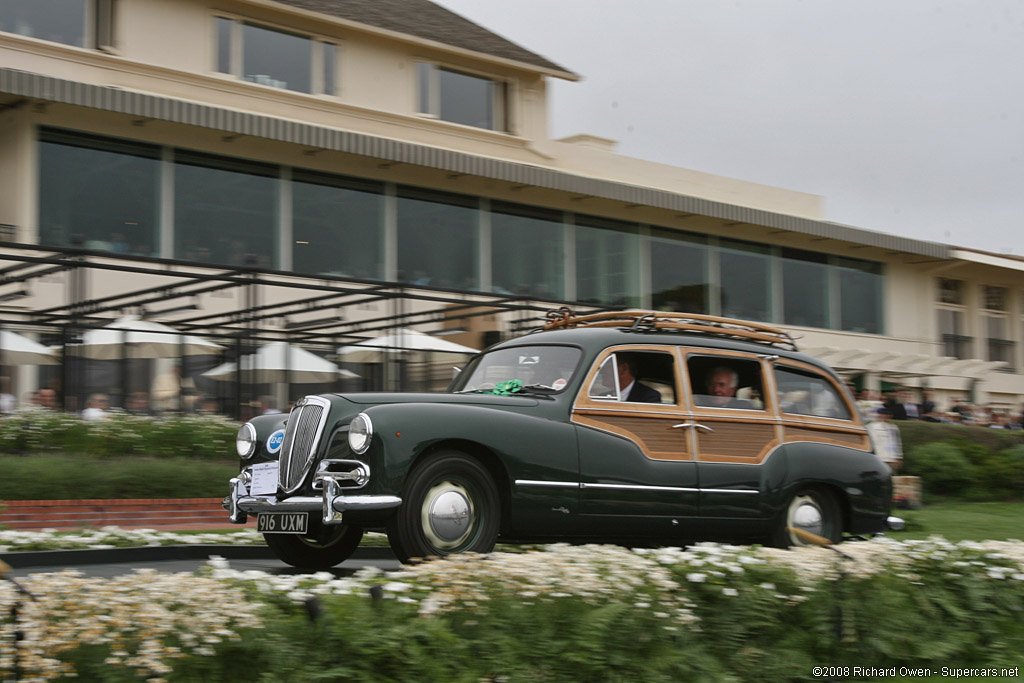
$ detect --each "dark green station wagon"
[226,309,897,567]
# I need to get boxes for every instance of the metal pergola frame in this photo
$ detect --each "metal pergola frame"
[0,241,610,418]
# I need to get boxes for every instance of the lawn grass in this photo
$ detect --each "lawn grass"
[886,501,1024,542]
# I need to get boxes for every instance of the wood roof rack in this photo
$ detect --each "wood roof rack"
[541,308,799,350]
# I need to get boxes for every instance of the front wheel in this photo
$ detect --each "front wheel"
[771,487,842,547]
[387,451,500,564]
[264,519,363,569]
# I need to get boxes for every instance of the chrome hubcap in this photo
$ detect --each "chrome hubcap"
[422,481,473,549]
[789,495,824,543]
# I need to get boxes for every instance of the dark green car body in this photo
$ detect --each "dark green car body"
[227,320,894,566]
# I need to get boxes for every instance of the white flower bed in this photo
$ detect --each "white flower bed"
[2,536,1023,681]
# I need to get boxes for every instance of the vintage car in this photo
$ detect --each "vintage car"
[225,309,897,567]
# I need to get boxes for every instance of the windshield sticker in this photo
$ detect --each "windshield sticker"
[552,378,567,391]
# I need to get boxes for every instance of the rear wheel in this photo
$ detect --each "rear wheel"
[771,487,842,547]
[387,451,499,564]
[264,519,363,569]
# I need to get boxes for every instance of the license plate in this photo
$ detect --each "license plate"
[257,512,309,534]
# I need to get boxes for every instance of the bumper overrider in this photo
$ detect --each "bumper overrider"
[225,466,401,526]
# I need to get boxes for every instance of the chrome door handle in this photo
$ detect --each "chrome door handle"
[671,423,714,433]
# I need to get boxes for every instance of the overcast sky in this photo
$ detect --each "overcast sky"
[433,0,1023,254]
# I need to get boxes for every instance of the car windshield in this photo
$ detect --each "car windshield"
[450,345,582,395]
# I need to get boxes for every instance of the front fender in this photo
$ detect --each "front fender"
[358,402,579,509]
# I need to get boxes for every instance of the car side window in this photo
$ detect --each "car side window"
[775,366,851,420]
[587,350,677,404]
[588,355,619,401]
[687,355,765,410]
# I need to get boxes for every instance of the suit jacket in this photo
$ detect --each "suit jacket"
[625,381,662,404]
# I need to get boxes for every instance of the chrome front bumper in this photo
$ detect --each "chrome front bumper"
[225,476,401,526]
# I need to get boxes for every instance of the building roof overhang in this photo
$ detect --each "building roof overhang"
[0,67,951,260]
[804,345,1007,382]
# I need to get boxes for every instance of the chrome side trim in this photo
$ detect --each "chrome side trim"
[515,479,580,489]
[514,479,758,495]
[582,482,700,493]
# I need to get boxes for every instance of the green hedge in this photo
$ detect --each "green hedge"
[897,422,1024,501]
[0,409,238,459]
[0,455,239,500]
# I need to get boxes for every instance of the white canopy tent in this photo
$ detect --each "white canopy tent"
[0,330,60,366]
[203,342,359,383]
[337,328,479,363]
[64,315,223,359]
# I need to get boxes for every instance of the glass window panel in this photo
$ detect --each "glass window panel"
[38,130,160,256]
[1,0,86,47]
[321,42,336,96]
[937,277,963,305]
[575,216,639,307]
[491,202,563,299]
[719,239,771,322]
[985,315,1007,340]
[439,68,494,129]
[836,257,883,334]
[649,228,707,313]
[215,17,232,73]
[416,62,433,114]
[982,285,1007,311]
[781,248,828,328]
[775,366,851,420]
[174,152,277,268]
[687,355,766,410]
[396,188,478,289]
[293,172,384,279]
[242,23,311,92]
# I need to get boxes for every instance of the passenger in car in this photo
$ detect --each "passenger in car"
[616,353,662,403]
[699,366,754,409]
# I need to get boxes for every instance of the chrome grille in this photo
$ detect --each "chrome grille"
[278,396,329,493]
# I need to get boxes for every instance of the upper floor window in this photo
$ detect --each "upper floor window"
[981,285,1013,371]
[1,0,114,50]
[936,278,970,359]
[937,277,964,305]
[417,62,507,131]
[982,285,1007,312]
[215,16,336,95]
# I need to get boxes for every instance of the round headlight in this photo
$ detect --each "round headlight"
[348,412,373,454]
[236,423,257,459]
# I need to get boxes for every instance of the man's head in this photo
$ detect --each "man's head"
[616,354,637,390]
[706,367,738,406]
[38,388,57,409]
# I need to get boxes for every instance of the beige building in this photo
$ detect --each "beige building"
[0,0,1021,415]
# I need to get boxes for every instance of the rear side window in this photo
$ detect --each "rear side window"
[687,355,765,410]
[774,366,851,420]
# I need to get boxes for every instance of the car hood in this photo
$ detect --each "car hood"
[330,392,542,408]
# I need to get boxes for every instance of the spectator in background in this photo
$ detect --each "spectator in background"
[857,389,883,423]
[867,407,903,472]
[260,396,282,415]
[81,393,110,421]
[124,391,151,415]
[920,390,937,418]
[900,388,922,420]
[37,388,58,410]
[951,396,973,423]
[883,389,908,420]
[0,377,15,414]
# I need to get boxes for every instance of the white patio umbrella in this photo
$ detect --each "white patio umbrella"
[202,341,359,383]
[65,315,222,359]
[337,328,479,363]
[0,330,60,365]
